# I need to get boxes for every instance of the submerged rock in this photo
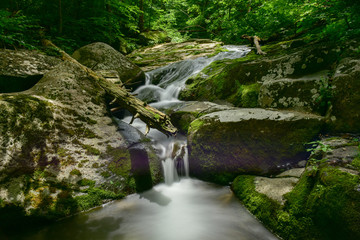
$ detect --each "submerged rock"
[72,42,145,89]
[0,49,61,93]
[187,108,324,184]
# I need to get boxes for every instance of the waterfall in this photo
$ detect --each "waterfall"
[21,45,280,240]
[124,45,251,184]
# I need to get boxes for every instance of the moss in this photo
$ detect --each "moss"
[232,175,281,227]
[77,179,96,187]
[227,83,261,107]
[82,144,101,155]
[75,188,124,211]
[232,165,360,240]
[57,148,68,158]
[188,119,205,133]
[100,171,111,178]
[207,47,229,57]
[351,155,360,171]
[104,146,131,177]
[69,169,82,176]
[170,111,198,134]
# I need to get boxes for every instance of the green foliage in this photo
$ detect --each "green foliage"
[2,0,359,51]
[315,77,333,115]
[0,9,41,49]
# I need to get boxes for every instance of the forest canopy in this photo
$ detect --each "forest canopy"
[1,0,359,52]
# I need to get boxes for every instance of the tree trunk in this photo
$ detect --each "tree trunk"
[42,39,178,136]
[242,35,267,55]
[139,0,145,32]
[59,0,63,34]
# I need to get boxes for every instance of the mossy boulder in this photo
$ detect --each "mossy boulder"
[330,58,360,133]
[232,136,360,240]
[179,40,340,107]
[72,42,145,89]
[187,108,324,184]
[258,71,330,115]
[0,49,61,93]
[0,59,161,232]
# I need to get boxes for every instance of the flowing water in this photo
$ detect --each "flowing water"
[20,46,279,240]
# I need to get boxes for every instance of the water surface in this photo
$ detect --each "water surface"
[25,179,278,240]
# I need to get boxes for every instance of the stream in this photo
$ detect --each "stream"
[22,46,279,240]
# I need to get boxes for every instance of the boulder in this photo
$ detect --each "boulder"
[330,58,360,133]
[168,101,233,133]
[72,42,145,89]
[179,40,340,107]
[258,71,329,114]
[0,49,61,93]
[232,135,360,240]
[0,60,161,225]
[187,108,324,184]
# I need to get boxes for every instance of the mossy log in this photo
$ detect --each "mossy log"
[42,39,177,136]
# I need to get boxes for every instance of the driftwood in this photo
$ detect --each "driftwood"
[242,35,267,55]
[42,39,177,136]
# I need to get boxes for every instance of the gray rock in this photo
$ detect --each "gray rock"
[169,101,234,133]
[324,146,359,165]
[277,168,305,178]
[259,71,329,114]
[0,60,161,219]
[187,108,324,184]
[0,49,61,93]
[179,41,340,106]
[72,42,145,89]
[330,58,360,133]
[254,176,299,204]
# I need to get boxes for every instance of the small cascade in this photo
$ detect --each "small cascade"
[20,44,280,240]
[124,45,250,185]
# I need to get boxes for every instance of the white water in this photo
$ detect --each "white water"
[21,45,279,240]
[125,45,251,184]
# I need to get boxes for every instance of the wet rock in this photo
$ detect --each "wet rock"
[0,49,61,93]
[187,108,324,184]
[72,42,145,89]
[330,58,360,133]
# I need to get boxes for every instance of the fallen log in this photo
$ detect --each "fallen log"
[242,35,267,55]
[42,39,177,136]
